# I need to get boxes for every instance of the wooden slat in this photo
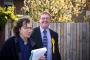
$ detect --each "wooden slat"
[60,23,64,60]
[82,23,87,60]
[72,23,76,60]
[63,23,67,60]
[54,23,56,32]
[79,23,83,60]
[86,23,89,60]
[66,23,71,60]
[49,23,54,30]
[76,23,80,60]
[56,23,60,52]
[69,23,73,60]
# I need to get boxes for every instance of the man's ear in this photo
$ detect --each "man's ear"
[38,20,40,23]
[50,19,52,23]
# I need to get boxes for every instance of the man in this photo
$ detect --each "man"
[32,11,61,60]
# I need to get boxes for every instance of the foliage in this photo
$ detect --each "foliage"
[0,6,17,28]
[22,0,86,22]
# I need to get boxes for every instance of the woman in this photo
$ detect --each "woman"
[0,18,45,60]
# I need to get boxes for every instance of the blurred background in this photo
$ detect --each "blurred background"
[0,0,90,60]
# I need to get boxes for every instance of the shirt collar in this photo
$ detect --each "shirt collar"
[40,26,49,33]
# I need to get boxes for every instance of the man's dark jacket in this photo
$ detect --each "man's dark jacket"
[31,27,61,60]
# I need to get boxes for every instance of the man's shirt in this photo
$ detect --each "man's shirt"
[40,26,52,60]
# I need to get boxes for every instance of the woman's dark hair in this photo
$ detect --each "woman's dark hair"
[13,18,31,36]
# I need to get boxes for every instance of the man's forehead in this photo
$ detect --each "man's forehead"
[41,14,50,17]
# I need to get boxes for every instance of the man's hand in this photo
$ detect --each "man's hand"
[39,56,46,60]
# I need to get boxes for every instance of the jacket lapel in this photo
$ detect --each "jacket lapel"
[36,27,43,48]
[49,29,55,58]
[29,38,36,48]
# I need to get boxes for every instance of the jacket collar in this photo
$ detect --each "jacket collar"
[14,36,36,59]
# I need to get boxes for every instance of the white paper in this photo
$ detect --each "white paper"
[29,47,47,60]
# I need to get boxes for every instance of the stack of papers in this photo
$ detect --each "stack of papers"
[29,47,47,60]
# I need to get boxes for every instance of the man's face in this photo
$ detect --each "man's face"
[19,23,33,38]
[39,14,51,29]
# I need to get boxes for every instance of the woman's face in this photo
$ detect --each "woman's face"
[19,22,33,38]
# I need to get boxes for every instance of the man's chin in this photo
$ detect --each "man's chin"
[42,26,48,29]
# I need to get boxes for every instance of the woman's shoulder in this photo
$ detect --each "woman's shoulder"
[6,36,16,41]
[4,36,16,44]
[0,36,16,51]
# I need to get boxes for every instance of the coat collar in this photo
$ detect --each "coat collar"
[15,36,36,48]
[14,36,36,60]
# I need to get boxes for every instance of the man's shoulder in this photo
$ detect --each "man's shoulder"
[33,27,40,31]
[49,29,58,35]
[33,27,41,33]
[31,27,40,36]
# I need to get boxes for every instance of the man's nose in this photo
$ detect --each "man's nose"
[44,18,47,21]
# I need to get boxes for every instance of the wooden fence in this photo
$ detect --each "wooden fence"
[5,22,90,60]
[33,22,90,60]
